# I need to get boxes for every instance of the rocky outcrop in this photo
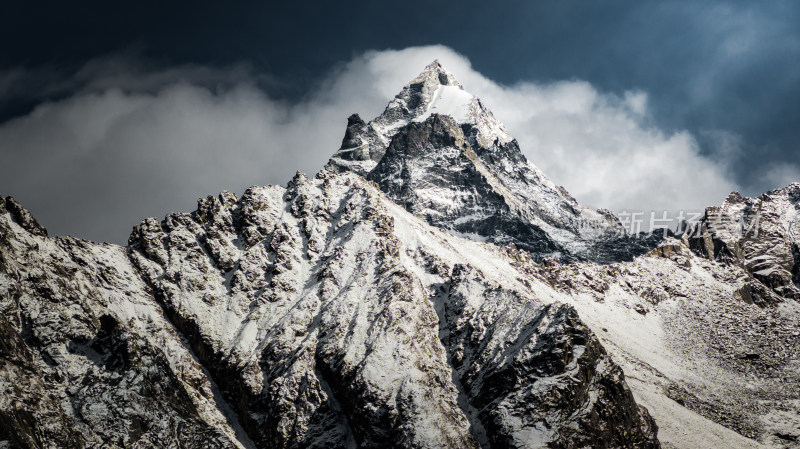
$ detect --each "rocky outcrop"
[685,185,800,302]
[2,196,47,237]
[442,265,659,448]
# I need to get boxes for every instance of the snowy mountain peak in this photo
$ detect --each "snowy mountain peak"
[326,62,662,263]
[326,62,512,176]
[386,61,513,147]
[413,59,464,90]
[380,60,466,127]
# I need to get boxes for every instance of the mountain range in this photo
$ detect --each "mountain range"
[1,62,799,448]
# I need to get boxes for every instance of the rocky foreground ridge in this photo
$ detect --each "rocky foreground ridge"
[1,63,800,449]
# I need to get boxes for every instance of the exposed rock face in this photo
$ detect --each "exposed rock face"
[686,184,800,302]
[366,114,563,257]
[0,197,247,449]
[443,265,659,448]
[328,61,663,264]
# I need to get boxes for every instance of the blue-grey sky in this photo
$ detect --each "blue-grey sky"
[1,1,798,243]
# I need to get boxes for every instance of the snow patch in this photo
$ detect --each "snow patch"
[415,85,475,124]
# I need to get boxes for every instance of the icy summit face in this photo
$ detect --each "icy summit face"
[327,61,662,263]
[327,61,513,177]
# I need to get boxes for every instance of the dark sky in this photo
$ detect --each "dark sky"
[1,0,799,243]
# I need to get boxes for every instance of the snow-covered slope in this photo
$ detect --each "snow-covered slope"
[0,197,250,448]
[537,239,800,448]
[327,61,663,264]
[1,174,660,448]
[125,171,659,448]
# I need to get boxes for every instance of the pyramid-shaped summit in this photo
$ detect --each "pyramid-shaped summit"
[327,61,514,176]
[326,62,663,263]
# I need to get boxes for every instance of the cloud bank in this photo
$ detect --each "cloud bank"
[0,45,779,243]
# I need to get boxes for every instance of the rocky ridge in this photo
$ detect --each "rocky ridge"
[0,197,249,449]
[1,171,660,448]
[685,184,800,302]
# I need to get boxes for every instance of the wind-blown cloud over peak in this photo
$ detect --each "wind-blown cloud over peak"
[0,45,761,243]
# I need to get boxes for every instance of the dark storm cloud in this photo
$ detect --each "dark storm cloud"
[592,2,800,192]
[3,2,798,170]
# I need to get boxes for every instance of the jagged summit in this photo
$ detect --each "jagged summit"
[326,61,512,176]
[410,59,464,89]
[327,62,663,263]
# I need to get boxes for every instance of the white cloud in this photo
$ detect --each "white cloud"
[0,45,741,243]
